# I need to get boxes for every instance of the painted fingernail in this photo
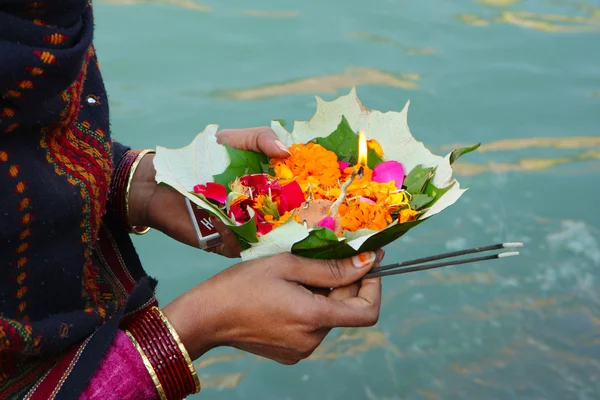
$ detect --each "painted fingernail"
[275,140,291,155]
[352,251,376,268]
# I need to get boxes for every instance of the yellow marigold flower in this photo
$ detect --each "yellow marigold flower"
[339,202,392,232]
[367,139,384,157]
[398,208,420,223]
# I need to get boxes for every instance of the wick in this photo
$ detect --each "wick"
[330,166,363,217]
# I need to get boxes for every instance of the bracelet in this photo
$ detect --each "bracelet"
[111,149,155,235]
[153,307,201,393]
[123,307,201,400]
[125,149,155,235]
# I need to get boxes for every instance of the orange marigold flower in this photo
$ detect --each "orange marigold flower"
[271,143,341,189]
[367,139,384,157]
[271,211,301,228]
[339,202,392,232]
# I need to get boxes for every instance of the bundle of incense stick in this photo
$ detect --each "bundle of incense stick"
[365,242,523,279]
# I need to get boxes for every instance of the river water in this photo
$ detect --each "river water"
[95,0,600,398]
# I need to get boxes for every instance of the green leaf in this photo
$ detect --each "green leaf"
[450,143,481,165]
[314,116,357,159]
[424,181,456,208]
[367,148,384,169]
[313,116,384,168]
[410,194,433,209]
[404,165,434,194]
[291,227,339,252]
[274,118,287,128]
[213,144,269,192]
[292,219,424,260]
[228,210,259,244]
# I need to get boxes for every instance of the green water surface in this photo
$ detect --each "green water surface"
[95,0,600,398]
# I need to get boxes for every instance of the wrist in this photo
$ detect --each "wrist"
[161,283,226,361]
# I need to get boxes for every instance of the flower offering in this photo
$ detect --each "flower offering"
[154,89,479,260]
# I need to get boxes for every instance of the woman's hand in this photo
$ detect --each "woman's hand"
[161,250,384,364]
[128,127,290,258]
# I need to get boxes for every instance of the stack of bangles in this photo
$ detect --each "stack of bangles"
[112,149,154,235]
[112,150,201,399]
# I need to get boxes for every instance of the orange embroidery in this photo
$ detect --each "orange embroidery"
[16,287,28,299]
[17,80,34,89]
[1,108,15,117]
[6,90,22,98]
[44,33,67,45]
[16,272,28,285]
[21,213,31,225]
[5,123,19,133]
[18,198,30,211]
[0,151,8,162]
[17,257,28,268]
[34,50,57,64]
[16,243,29,253]
[8,165,19,177]
[15,181,27,194]
[26,66,45,76]
[19,229,31,240]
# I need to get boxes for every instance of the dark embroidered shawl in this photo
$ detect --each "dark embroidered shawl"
[0,1,156,398]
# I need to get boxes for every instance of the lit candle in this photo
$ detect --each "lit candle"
[357,130,368,167]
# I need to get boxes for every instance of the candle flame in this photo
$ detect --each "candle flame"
[357,130,368,167]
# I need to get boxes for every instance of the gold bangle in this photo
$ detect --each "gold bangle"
[152,306,201,394]
[124,329,168,400]
[125,149,155,235]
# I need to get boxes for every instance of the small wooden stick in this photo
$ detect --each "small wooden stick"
[329,166,363,217]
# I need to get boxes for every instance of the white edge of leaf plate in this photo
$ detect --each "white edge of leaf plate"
[154,124,233,225]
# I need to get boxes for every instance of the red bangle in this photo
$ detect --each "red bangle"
[123,307,200,400]
[145,311,192,394]
[111,149,154,234]
[131,317,186,399]
[111,150,139,230]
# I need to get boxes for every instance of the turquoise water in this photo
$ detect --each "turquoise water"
[95,0,600,398]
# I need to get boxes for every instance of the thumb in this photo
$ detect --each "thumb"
[282,251,378,289]
[216,127,290,158]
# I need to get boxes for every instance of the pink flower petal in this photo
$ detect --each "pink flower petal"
[359,197,376,204]
[338,161,349,172]
[193,182,227,204]
[278,181,305,214]
[372,161,405,186]
[317,216,336,231]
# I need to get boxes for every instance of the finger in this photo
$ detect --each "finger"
[316,277,382,328]
[211,217,242,258]
[280,251,378,289]
[216,127,290,158]
[304,285,331,297]
[328,282,360,301]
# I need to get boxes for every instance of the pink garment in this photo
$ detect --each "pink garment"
[80,330,158,400]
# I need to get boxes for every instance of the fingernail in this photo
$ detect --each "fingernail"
[352,251,376,268]
[275,140,291,155]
